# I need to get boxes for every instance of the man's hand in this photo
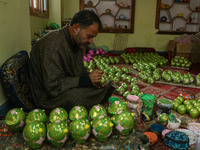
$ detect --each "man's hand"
[89,69,104,88]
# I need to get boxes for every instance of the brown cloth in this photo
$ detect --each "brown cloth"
[29,25,115,114]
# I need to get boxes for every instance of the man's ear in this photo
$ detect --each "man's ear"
[73,24,80,33]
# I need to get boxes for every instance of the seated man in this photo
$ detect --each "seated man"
[29,10,115,114]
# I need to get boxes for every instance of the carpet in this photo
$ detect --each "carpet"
[0,64,200,150]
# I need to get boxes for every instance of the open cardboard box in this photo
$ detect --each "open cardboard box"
[167,40,191,60]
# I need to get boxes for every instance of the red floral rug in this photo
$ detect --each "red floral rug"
[111,64,200,150]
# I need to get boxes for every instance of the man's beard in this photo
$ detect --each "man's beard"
[74,32,89,48]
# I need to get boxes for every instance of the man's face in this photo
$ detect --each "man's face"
[73,23,99,48]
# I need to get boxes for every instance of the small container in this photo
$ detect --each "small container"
[136,132,150,150]
[141,94,157,121]
[164,131,189,150]
[167,118,181,130]
[156,99,172,116]
[143,132,158,146]
[187,123,200,150]
[150,124,165,136]
[162,129,173,139]
[175,128,197,147]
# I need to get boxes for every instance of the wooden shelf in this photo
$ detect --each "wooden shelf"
[160,21,172,23]
[80,0,135,33]
[174,2,189,4]
[99,12,115,18]
[115,19,130,21]
[155,0,200,34]
[84,6,96,8]
[156,31,197,35]
[187,23,199,25]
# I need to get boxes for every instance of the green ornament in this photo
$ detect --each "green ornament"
[89,104,107,120]
[108,100,128,115]
[5,108,26,132]
[157,113,168,126]
[47,121,69,147]
[69,118,91,144]
[26,109,47,124]
[91,116,113,141]
[69,106,88,121]
[49,107,68,123]
[111,110,134,135]
[108,96,120,103]
[23,121,46,149]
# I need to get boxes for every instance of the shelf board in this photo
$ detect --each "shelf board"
[160,21,171,23]
[172,16,187,21]
[119,6,131,9]
[156,31,197,35]
[84,6,96,8]
[115,19,130,21]
[101,28,133,33]
[99,12,115,18]
[160,8,170,10]
[174,2,189,4]
[187,23,199,25]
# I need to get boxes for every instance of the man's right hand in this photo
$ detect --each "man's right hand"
[89,69,103,88]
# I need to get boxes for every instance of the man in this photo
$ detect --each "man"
[29,10,115,114]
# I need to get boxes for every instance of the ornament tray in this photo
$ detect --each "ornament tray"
[170,66,189,70]
[155,80,200,89]
[126,64,200,89]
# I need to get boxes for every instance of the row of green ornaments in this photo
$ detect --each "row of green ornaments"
[5,100,134,149]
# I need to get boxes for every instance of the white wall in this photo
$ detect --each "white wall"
[0,0,31,107]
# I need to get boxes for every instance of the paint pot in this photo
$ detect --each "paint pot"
[156,99,172,116]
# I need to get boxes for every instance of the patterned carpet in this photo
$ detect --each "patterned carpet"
[0,64,200,150]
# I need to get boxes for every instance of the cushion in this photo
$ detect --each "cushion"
[0,50,35,112]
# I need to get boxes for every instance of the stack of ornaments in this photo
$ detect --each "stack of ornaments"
[83,48,106,62]
[4,99,135,149]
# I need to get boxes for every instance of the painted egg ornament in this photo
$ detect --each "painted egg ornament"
[179,91,195,100]
[157,113,169,126]
[69,106,88,121]
[23,121,46,149]
[49,107,68,123]
[108,100,128,115]
[69,118,91,144]
[89,104,107,120]
[111,110,134,135]
[108,96,121,104]
[91,116,113,141]
[5,108,26,132]
[26,109,47,124]
[47,121,69,147]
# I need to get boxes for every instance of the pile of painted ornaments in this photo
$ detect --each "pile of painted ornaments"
[5,100,134,149]
[83,48,106,62]
[83,54,142,98]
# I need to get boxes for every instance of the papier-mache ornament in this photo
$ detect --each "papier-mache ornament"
[108,100,128,115]
[49,107,68,123]
[47,121,69,147]
[5,108,26,132]
[69,106,88,121]
[111,110,134,135]
[69,117,91,144]
[23,121,46,149]
[26,109,47,124]
[157,113,169,126]
[89,104,107,120]
[91,116,113,141]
